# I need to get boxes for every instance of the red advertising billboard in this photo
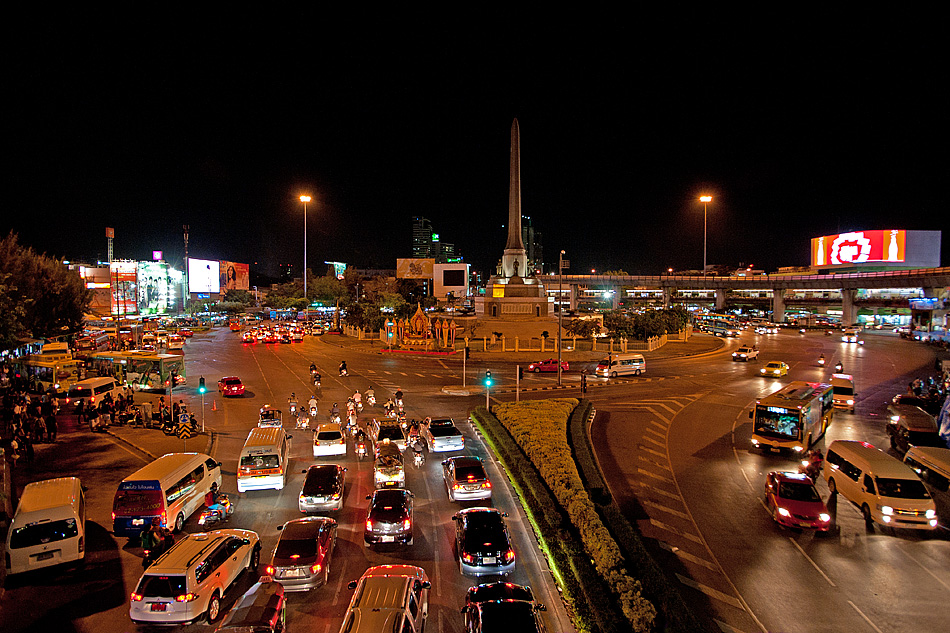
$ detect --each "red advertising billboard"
[811,230,906,267]
[219,261,250,291]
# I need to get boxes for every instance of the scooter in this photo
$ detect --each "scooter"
[340,368,348,377]
[295,416,309,430]
[289,401,298,417]
[197,494,234,527]
[309,405,318,418]
[356,441,368,461]
[91,415,110,433]
[312,374,321,387]
[818,357,826,367]
[412,449,425,468]
[834,362,843,373]
[366,394,376,407]
[330,412,341,425]
[799,451,823,482]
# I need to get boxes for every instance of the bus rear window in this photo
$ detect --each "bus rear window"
[10,518,78,549]
[114,490,164,515]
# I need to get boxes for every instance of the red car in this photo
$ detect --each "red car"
[764,471,831,532]
[527,358,569,373]
[218,376,245,397]
[177,328,194,338]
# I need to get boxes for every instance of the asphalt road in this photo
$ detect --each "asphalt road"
[0,328,573,633]
[589,330,950,633]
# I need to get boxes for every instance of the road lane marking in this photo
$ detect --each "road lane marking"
[638,455,671,471]
[639,445,667,459]
[895,544,950,592]
[637,468,674,484]
[650,518,703,543]
[648,419,669,431]
[438,360,448,369]
[643,499,689,519]
[638,481,682,500]
[658,541,718,571]
[642,434,665,448]
[847,600,884,633]
[787,537,836,587]
[675,574,744,610]
[414,373,426,377]
[715,620,751,633]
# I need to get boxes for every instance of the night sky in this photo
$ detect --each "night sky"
[8,24,949,279]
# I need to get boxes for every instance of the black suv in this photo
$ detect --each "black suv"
[364,488,413,546]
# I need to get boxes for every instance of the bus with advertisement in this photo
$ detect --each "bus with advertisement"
[74,330,111,355]
[750,381,834,453]
[694,313,740,337]
[9,343,82,394]
[87,350,185,391]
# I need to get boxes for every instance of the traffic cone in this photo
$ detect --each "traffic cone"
[212,400,217,412]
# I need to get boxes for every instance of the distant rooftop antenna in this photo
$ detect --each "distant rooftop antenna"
[106,227,114,263]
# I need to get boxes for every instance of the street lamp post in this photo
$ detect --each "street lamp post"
[557,250,566,387]
[300,195,311,312]
[699,195,712,281]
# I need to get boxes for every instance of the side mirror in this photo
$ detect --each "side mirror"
[277,525,284,531]
[422,580,431,589]
[347,580,358,590]
[342,467,348,472]
[537,603,547,611]
[301,469,308,474]
[452,513,460,521]
[365,494,372,500]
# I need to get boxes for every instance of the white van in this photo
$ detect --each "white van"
[903,446,950,530]
[67,376,122,408]
[824,440,937,530]
[595,353,646,378]
[830,373,856,412]
[113,453,222,537]
[5,477,86,574]
[237,427,292,492]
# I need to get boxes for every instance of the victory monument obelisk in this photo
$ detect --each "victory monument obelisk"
[477,118,549,319]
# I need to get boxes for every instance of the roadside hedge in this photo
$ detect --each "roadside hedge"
[490,399,656,632]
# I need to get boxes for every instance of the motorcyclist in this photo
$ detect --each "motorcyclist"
[834,361,843,373]
[352,390,362,405]
[330,402,340,418]
[288,392,298,415]
[339,361,347,375]
[354,427,368,444]
[310,362,317,375]
[308,395,318,413]
[365,387,375,403]
[383,398,395,414]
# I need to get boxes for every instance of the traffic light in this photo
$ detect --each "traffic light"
[484,370,493,387]
[198,376,207,394]
[518,366,524,380]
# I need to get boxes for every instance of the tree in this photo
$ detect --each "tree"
[0,232,89,346]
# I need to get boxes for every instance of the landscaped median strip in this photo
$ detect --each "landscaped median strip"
[472,400,655,633]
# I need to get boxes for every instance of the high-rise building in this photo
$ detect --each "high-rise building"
[411,216,460,263]
[522,215,544,274]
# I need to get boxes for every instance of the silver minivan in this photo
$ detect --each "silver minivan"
[595,353,646,377]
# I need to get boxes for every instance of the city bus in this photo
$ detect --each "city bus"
[749,381,834,453]
[9,343,82,394]
[86,350,185,391]
[695,313,740,337]
[74,330,111,355]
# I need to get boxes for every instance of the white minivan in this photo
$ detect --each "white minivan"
[903,446,950,531]
[66,376,123,408]
[237,427,292,492]
[5,477,86,574]
[595,353,646,378]
[824,440,937,530]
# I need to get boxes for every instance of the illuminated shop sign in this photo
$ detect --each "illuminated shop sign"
[811,230,905,267]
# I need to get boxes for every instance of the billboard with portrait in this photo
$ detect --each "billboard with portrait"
[219,261,250,292]
[810,230,940,268]
[397,258,435,279]
[137,261,171,315]
[110,261,138,315]
[188,258,220,293]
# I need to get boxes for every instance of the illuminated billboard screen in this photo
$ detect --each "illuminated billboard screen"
[138,261,170,315]
[110,261,138,315]
[188,258,220,293]
[219,261,250,292]
[811,230,905,267]
[396,258,435,279]
[811,230,941,269]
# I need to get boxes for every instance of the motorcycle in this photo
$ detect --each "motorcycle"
[339,368,348,377]
[289,401,298,417]
[366,394,376,407]
[818,357,826,367]
[309,405,318,418]
[330,413,341,425]
[197,494,234,527]
[295,416,309,430]
[799,451,823,482]
[356,441,368,461]
[834,362,843,373]
[412,449,425,468]
[312,374,321,387]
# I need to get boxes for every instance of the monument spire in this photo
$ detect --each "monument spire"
[506,118,525,251]
[501,118,528,278]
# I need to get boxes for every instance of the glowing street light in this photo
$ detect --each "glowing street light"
[699,195,712,280]
[300,195,311,304]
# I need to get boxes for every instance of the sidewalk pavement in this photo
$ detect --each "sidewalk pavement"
[105,424,213,461]
[319,329,726,395]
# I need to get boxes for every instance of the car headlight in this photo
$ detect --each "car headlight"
[777,507,791,517]
[879,505,893,515]
[926,509,936,519]
[819,513,831,523]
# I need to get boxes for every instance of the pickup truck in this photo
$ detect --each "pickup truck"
[732,346,759,361]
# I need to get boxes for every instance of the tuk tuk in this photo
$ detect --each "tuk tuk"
[259,405,283,428]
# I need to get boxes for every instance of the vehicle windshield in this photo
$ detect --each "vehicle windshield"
[240,454,280,470]
[463,514,508,550]
[754,407,800,440]
[428,426,460,437]
[317,431,343,442]
[378,427,403,442]
[875,478,931,499]
[9,518,78,549]
[114,489,164,515]
[275,537,318,559]
[303,468,338,495]
[778,481,821,502]
[479,602,536,629]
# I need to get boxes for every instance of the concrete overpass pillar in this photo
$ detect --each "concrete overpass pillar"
[715,289,727,311]
[569,284,578,310]
[611,286,620,310]
[841,289,858,326]
[772,289,786,324]
[662,287,672,309]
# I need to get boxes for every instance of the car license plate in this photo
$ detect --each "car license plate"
[132,519,145,526]
[482,556,496,564]
[150,603,168,612]
[465,486,478,491]
[282,568,304,578]
[36,551,54,561]
[381,536,395,543]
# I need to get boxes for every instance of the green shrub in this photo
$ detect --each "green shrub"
[492,399,656,632]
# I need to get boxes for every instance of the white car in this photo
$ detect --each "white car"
[313,423,346,457]
[422,418,465,452]
[130,529,261,626]
[732,346,759,361]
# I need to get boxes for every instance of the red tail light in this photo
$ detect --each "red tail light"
[503,549,515,563]
[310,562,322,574]
[265,565,275,575]
[365,519,373,531]
[403,518,411,530]
[174,593,198,602]
[130,592,144,602]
